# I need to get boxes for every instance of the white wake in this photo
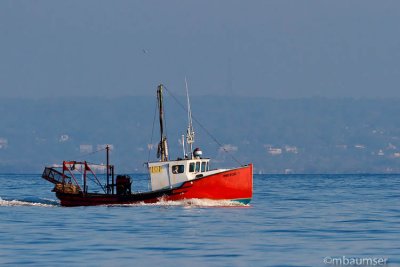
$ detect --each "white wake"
[0,196,249,208]
[0,197,58,207]
[111,198,250,207]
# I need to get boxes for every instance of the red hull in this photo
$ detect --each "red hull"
[56,164,253,206]
[168,164,253,202]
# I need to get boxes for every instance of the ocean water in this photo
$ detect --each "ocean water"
[0,174,399,267]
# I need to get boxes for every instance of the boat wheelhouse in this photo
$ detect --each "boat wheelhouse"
[148,152,227,191]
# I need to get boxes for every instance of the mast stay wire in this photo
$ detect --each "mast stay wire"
[68,166,104,188]
[144,96,159,189]
[63,148,109,177]
[66,147,107,162]
[162,86,169,158]
[163,86,243,167]
[147,97,159,163]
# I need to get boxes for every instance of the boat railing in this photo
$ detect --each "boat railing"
[42,167,69,184]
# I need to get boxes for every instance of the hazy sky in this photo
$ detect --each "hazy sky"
[1,1,399,98]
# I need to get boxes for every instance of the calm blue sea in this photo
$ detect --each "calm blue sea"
[0,174,399,267]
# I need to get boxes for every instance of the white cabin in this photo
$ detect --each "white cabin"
[148,158,225,191]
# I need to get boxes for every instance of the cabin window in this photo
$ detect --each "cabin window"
[172,165,184,174]
[189,163,195,172]
[201,162,206,172]
[195,162,201,172]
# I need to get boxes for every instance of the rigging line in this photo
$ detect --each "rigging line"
[67,167,103,188]
[147,96,158,163]
[163,86,243,166]
[86,162,108,167]
[145,96,159,189]
[68,147,107,161]
[163,90,169,150]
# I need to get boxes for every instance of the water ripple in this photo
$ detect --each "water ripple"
[0,174,399,267]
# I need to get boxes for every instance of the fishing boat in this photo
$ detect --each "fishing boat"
[42,83,253,206]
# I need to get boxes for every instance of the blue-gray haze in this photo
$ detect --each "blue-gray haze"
[1,1,400,98]
[2,1,400,174]
[2,97,400,174]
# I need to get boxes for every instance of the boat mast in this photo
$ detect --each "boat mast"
[181,134,186,158]
[157,84,169,161]
[106,145,110,194]
[185,78,195,159]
